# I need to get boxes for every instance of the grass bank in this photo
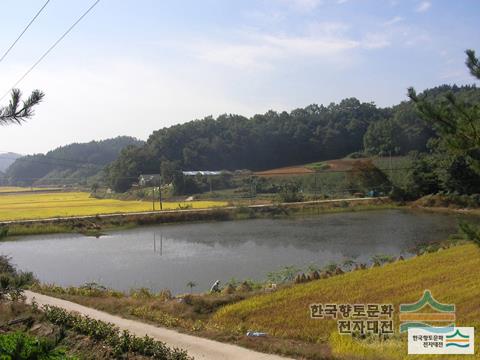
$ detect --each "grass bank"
[33,243,479,359]
[212,243,480,359]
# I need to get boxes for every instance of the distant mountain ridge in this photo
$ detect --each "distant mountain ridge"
[5,136,144,186]
[0,152,22,172]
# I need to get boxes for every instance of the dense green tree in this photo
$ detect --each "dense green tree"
[404,152,441,198]
[363,119,402,155]
[408,50,480,174]
[106,98,390,192]
[106,85,479,193]
[346,160,391,193]
[435,150,480,195]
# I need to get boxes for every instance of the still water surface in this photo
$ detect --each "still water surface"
[0,210,461,294]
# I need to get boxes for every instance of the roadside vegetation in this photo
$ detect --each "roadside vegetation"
[0,255,191,360]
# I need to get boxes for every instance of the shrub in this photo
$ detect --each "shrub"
[43,305,191,360]
[0,226,8,239]
[415,193,480,208]
[34,283,124,298]
[267,265,301,283]
[130,287,154,299]
[459,222,480,247]
[0,331,75,360]
[346,160,391,194]
[347,152,367,159]
[0,256,36,301]
[370,254,395,266]
[277,182,304,203]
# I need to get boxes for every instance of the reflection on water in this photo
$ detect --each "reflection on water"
[0,209,460,294]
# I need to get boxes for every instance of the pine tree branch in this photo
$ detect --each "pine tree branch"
[466,49,480,80]
[0,89,44,125]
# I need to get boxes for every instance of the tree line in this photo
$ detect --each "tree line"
[106,84,478,192]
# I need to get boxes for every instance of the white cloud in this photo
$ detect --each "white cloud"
[195,23,364,69]
[0,58,257,153]
[383,16,404,26]
[279,0,323,11]
[404,33,431,46]
[195,22,392,70]
[362,33,391,49]
[415,1,431,13]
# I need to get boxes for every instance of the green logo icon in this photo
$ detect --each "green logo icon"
[446,329,470,348]
[399,290,455,332]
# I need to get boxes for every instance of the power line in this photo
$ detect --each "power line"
[0,0,51,63]
[0,0,101,101]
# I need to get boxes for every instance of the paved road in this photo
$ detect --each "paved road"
[25,291,293,360]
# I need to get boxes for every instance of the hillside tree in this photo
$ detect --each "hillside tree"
[408,49,480,174]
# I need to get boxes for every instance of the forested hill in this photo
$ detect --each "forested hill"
[105,84,479,192]
[6,136,144,186]
[0,152,22,172]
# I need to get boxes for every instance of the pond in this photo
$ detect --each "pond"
[0,209,463,294]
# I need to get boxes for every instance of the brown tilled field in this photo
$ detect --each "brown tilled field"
[254,165,314,177]
[324,159,358,171]
[254,159,360,177]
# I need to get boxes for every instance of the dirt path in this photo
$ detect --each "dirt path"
[25,291,292,360]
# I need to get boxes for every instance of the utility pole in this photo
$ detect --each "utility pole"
[159,185,163,210]
[250,176,255,199]
[389,150,393,193]
[159,166,163,211]
[152,186,155,211]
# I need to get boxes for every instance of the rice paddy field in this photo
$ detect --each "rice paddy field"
[0,186,60,193]
[0,190,227,221]
[211,244,480,359]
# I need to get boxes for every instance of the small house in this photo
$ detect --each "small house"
[138,174,161,187]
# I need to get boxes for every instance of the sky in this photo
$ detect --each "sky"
[0,0,479,155]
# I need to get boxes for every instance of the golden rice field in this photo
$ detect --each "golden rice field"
[0,191,227,221]
[0,186,59,193]
[211,244,480,360]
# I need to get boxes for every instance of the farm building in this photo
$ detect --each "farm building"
[182,171,223,176]
[138,174,161,186]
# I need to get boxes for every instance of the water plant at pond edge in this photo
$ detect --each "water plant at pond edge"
[42,305,192,360]
[458,221,480,247]
[266,265,302,283]
[0,226,8,239]
[370,254,396,266]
